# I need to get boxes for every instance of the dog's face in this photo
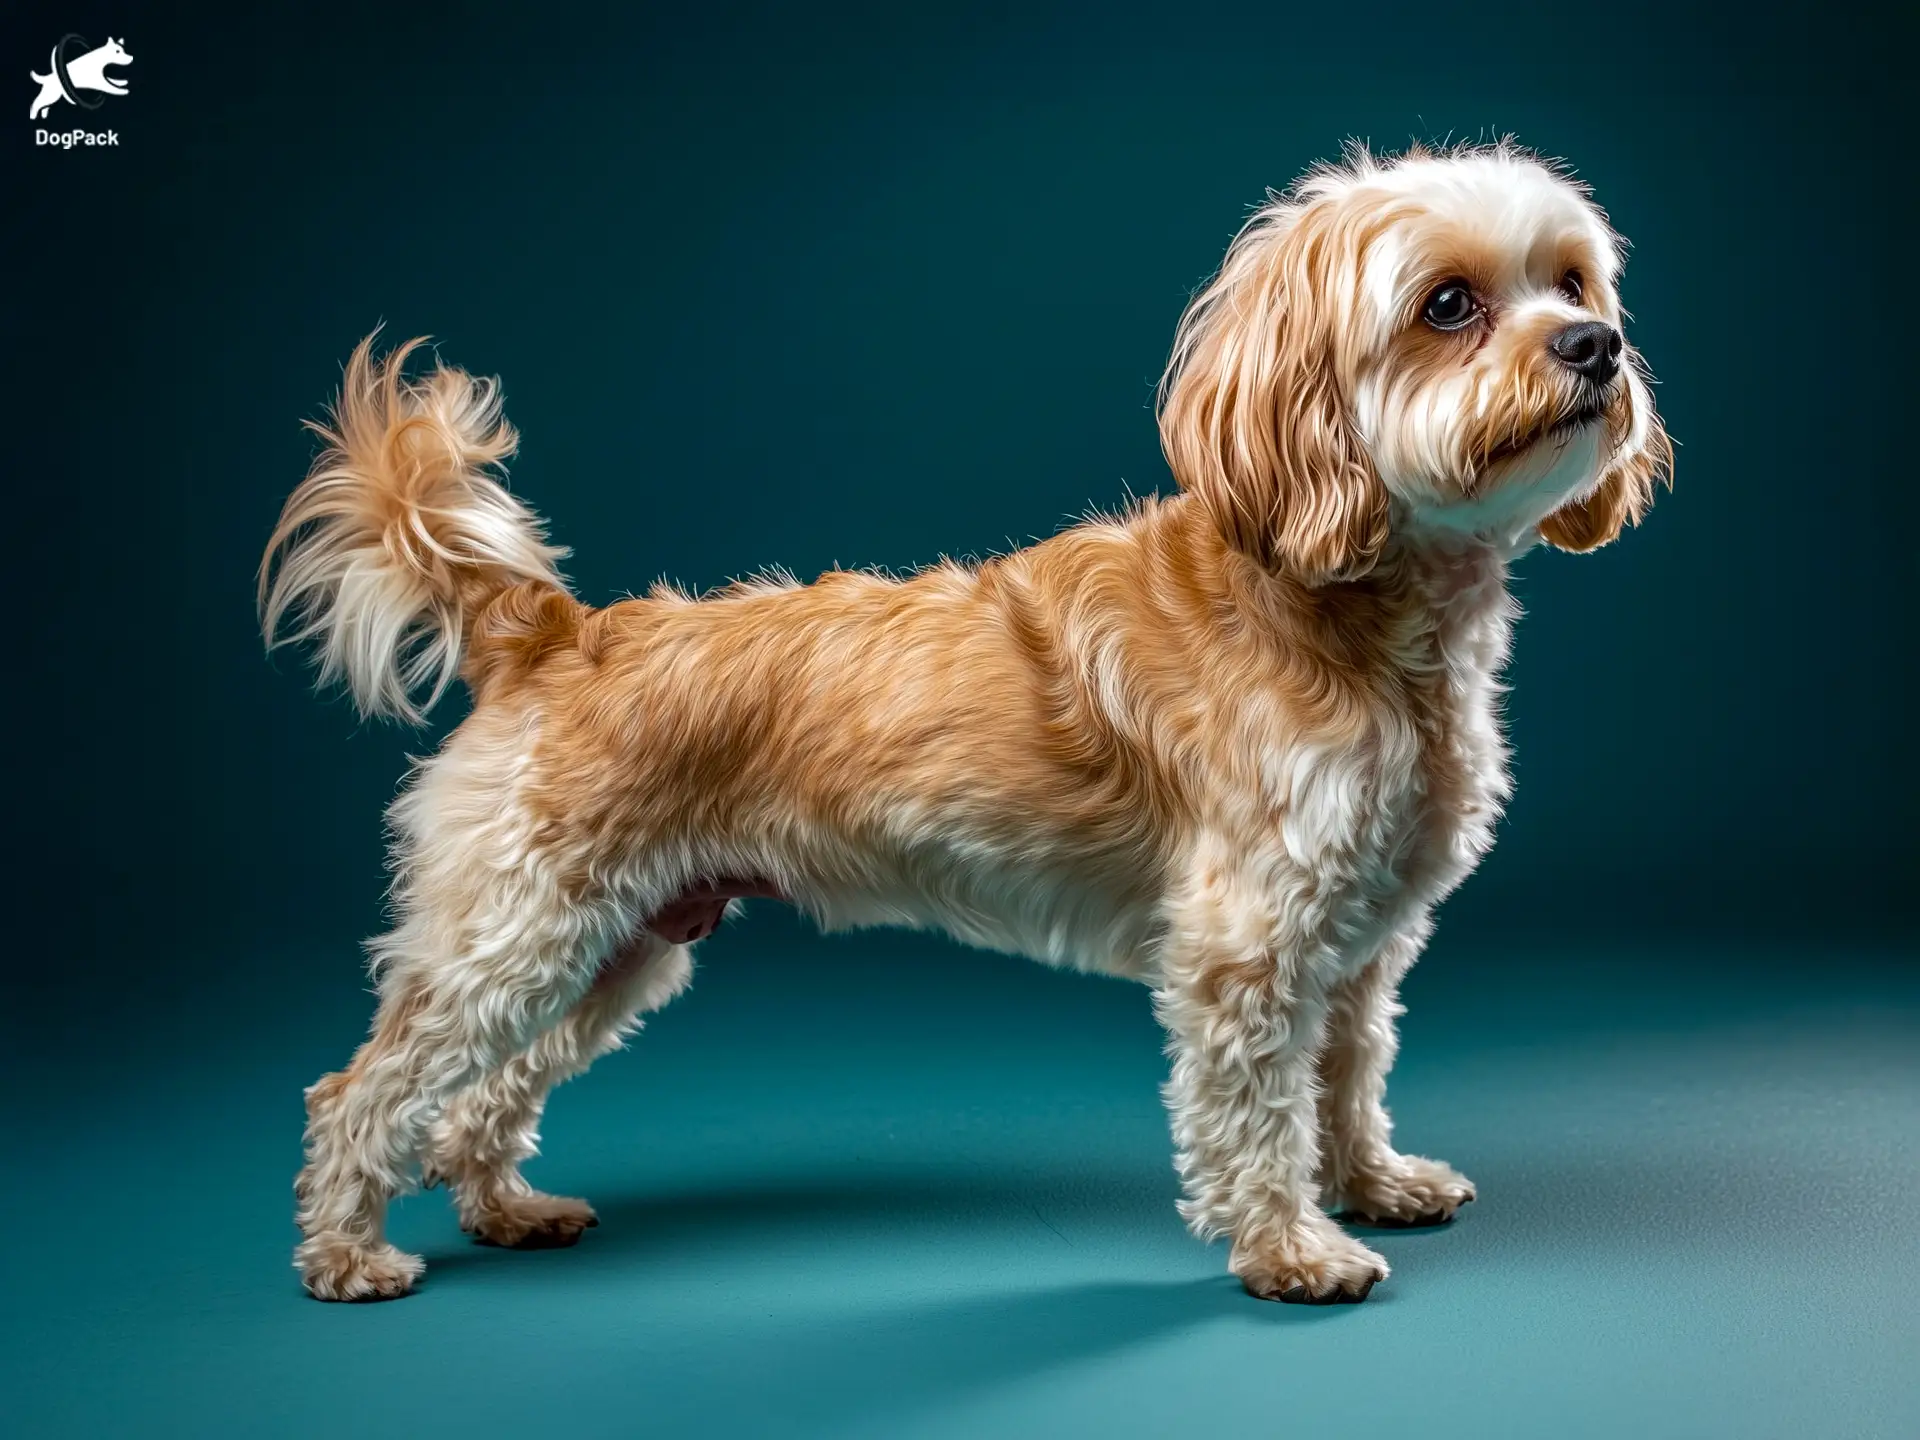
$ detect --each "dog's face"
[1159,144,1671,580]
[95,37,133,68]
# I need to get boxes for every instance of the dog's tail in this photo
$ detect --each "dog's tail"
[259,334,573,723]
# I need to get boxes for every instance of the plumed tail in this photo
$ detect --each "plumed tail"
[258,334,571,723]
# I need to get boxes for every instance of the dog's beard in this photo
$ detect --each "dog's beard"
[1477,387,1610,476]
[1400,413,1608,544]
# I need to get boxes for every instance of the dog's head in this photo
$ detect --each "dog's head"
[1157,141,1671,582]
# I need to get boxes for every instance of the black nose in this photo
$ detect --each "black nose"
[1548,321,1623,384]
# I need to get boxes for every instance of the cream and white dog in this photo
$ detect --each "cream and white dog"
[261,140,1670,1304]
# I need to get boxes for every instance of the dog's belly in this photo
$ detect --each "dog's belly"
[816,873,1162,980]
[639,851,1162,981]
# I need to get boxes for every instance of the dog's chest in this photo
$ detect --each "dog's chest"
[1251,560,1516,950]
[1382,597,1512,896]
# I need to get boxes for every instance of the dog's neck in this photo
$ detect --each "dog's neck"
[1376,531,1516,613]
[1147,495,1521,688]
[1304,531,1520,693]
[1391,535,1521,706]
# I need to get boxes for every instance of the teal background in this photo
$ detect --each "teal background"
[4,1,1913,1436]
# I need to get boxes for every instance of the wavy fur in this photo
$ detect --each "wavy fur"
[258,335,569,723]
[273,143,1668,1306]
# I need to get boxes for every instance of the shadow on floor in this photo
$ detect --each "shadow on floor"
[422,1162,1164,1270]
[629,1274,1352,1434]
[403,1165,1372,1432]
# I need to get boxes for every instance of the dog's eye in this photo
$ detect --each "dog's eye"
[1421,281,1478,331]
[1556,270,1584,305]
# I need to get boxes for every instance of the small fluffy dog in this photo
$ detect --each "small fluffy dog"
[262,140,1670,1304]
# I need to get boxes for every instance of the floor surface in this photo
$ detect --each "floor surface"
[7,924,1915,1438]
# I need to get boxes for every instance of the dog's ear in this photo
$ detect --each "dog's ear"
[1158,200,1389,584]
[1540,362,1673,552]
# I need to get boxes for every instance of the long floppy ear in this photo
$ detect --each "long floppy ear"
[1540,360,1674,551]
[1157,199,1389,583]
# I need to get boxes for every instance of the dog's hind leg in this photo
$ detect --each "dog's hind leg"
[424,932,693,1248]
[292,744,630,1301]
[294,949,597,1298]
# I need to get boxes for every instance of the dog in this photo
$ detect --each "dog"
[261,139,1671,1304]
[28,36,131,120]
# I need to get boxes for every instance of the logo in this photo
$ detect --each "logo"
[29,33,130,147]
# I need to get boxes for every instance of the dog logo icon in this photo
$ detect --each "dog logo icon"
[29,34,132,120]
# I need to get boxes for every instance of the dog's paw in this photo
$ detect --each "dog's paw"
[1336,1154,1476,1228]
[1232,1218,1389,1304]
[463,1191,599,1250]
[297,1236,424,1302]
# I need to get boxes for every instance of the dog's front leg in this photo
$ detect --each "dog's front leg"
[1316,917,1476,1227]
[1154,877,1389,1304]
